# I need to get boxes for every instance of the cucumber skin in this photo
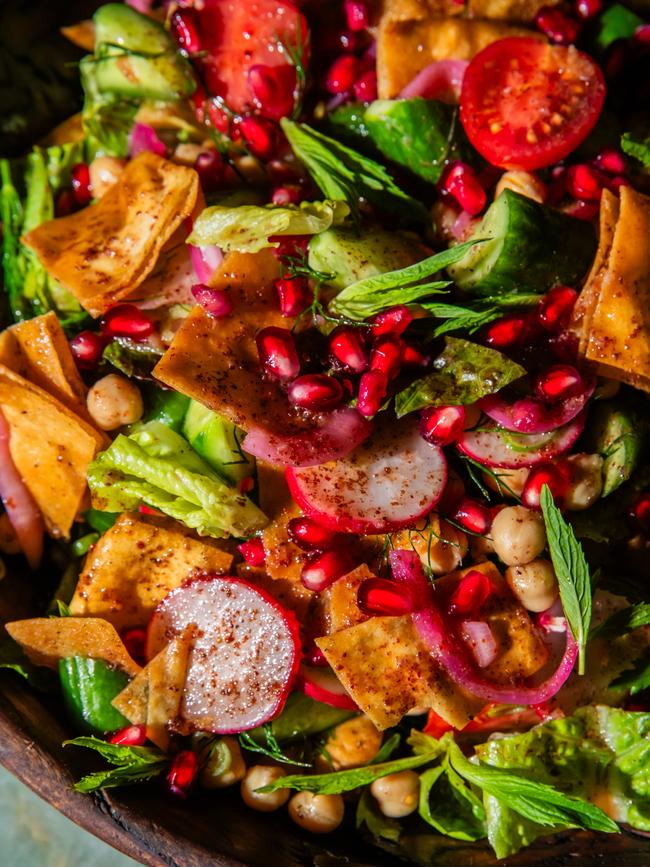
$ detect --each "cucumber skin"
[589,401,643,497]
[59,657,129,735]
[144,388,190,434]
[183,400,254,483]
[448,189,597,296]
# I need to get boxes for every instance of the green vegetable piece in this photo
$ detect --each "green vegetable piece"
[591,602,650,641]
[589,401,642,497]
[64,735,167,792]
[72,533,100,557]
[248,692,355,745]
[59,657,130,735]
[540,486,592,675]
[447,189,596,296]
[356,789,402,842]
[0,636,56,692]
[84,508,119,534]
[143,387,190,433]
[596,4,643,51]
[364,99,471,184]
[308,225,424,292]
[328,102,371,144]
[0,159,29,322]
[183,400,254,484]
[621,132,650,169]
[419,757,487,841]
[102,337,163,379]
[611,650,650,696]
[395,337,526,417]
[91,4,195,102]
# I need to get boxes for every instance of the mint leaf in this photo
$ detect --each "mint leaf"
[540,485,592,675]
[419,756,486,841]
[356,789,402,842]
[371,732,401,764]
[423,293,541,338]
[65,736,168,793]
[612,650,650,695]
[591,602,650,641]
[621,133,650,169]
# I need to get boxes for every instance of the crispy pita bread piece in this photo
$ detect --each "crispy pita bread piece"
[373,0,557,22]
[70,513,234,630]
[5,617,141,678]
[0,312,88,418]
[112,666,149,726]
[237,564,314,620]
[0,364,106,538]
[22,153,199,316]
[322,564,373,633]
[317,615,481,730]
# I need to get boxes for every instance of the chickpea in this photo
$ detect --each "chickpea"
[564,454,603,511]
[173,142,204,166]
[89,156,126,198]
[370,771,420,818]
[200,737,246,789]
[495,170,546,203]
[394,518,468,575]
[482,466,529,499]
[86,374,143,431]
[491,505,546,566]
[505,558,559,612]
[241,765,289,812]
[322,716,382,770]
[288,792,345,834]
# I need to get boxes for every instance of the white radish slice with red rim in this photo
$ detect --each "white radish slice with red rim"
[286,420,447,534]
[242,407,373,468]
[479,379,594,435]
[299,665,358,710]
[457,410,585,469]
[147,575,300,734]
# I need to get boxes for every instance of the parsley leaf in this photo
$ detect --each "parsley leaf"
[64,736,168,793]
[540,485,593,675]
[611,649,650,695]
[621,132,650,169]
[239,724,311,768]
[591,602,650,641]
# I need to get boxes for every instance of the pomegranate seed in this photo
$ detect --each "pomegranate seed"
[635,24,650,44]
[371,306,413,337]
[71,163,92,206]
[510,398,548,430]
[55,190,75,217]
[594,148,626,176]
[353,69,378,102]
[522,461,571,509]
[607,175,630,192]
[344,0,369,31]
[449,570,493,617]
[329,328,369,373]
[566,199,600,221]
[248,63,296,121]
[452,498,492,535]
[238,536,266,567]
[575,0,601,17]
[102,304,154,341]
[122,628,146,666]
[138,503,164,517]
[256,326,300,380]
[441,163,486,216]
[566,164,604,202]
[301,548,353,592]
[191,284,233,318]
[194,151,223,192]
[357,370,388,417]
[546,165,567,205]
[69,331,105,369]
[535,6,581,43]
[272,235,309,261]
[170,9,201,53]
[288,517,339,551]
[370,336,404,379]
[537,286,578,330]
[238,116,278,161]
[357,578,415,616]
[419,405,465,446]
[307,644,328,666]
[238,476,255,494]
[483,315,528,349]
[274,276,311,317]
[288,373,344,412]
[109,724,147,746]
[271,185,302,205]
[167,750,198,798]
[402,344,429,367]
[325,54,360,94]
[535,364,583,402]
[629,492,650,534]
[207,101,231,134]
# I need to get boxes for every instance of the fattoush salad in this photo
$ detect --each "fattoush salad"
[1,0,650,860]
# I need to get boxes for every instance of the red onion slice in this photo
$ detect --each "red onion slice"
[459,620,499,668]
[299,665,358,711]
[399,60,468,103]
[128,123,167,158]
[479,379,595,435]
[189,244,224,285]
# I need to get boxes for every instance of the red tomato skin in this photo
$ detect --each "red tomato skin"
[460,37,606,171]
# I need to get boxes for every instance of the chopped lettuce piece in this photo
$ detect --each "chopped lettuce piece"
[188,200,350,253]
[621,132,650,169]
[87,421,267,538]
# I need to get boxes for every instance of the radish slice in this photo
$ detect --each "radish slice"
[400,60,468,103]
[242,407,373,468]
[299,665,358,711]
[147,575,301,734]
[286,420,447,534]
[479,380,594,434]
[457,411,585,469]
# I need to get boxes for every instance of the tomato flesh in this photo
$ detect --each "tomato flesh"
[194,0,308,115]
[460,37,606,171]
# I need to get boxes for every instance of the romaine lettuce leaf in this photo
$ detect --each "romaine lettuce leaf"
[87,421,267,538]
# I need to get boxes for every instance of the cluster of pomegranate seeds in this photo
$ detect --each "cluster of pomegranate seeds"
[101,304,155,341]
[69,330,105,369]
[329,327,369,373]
[301,547,354,592]
[191,284,233,319]
[357,369,388,417]
[440,162,487,217]
[535,5,581,44]
[536,286,578,330]
[629,492,650,534]
[274,276,312,317]
[238,536,266,567]
[535,364,583,402]
[288,516,339,550]
[320,0,376,103]
[122,628,147,666]
[109,725,147,747]
[256,326,301,380]
[449,570,494,617]
[357,577,415,616]
[452,498,492,535]
[521,461,571,509]
[288,374,344,411]
[248,64,297,121]
[71,163,92,206]
[167,750,198,799]
[170,8,201,54]
[420,405,465,446]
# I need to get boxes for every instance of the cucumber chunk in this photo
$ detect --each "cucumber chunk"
[183,400,254,483]
[589,400,643,497]
[59,657,129,735]
[144,387,190,434]
[447,189,597,296]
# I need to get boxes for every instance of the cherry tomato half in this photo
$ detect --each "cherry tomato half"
[460,37,606,171]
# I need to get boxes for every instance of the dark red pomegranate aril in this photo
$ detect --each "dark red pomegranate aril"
[521,461,571,509]
[371,306,413,337]
[325,54,360,94]
[566,164,604,202]
[248,63,297,121]
[576,0,601,18]
[629,492,650,534]
[357,369,388,417]
[344,0,369,31]
[56,190,76,217]
[238,116,278,161]
[329,328,369,373]
[301,548,354,592]
[288,516,339,551]
[272,235,310,261]
[402,344,429,367]
[238,476,255,494]
[71,163,92,206]
[109,724,146,747]
[69,331,105,369]
[274,276,311,317]
[288,374,344,412]
[566,199,599,221]
[453,498,492,535]
[207,101,231,134]
[122,628,146,666]
[511,398,548,430]
[167,750,198,799]
[170,9,201,53]
[256,326,300,380]
[594,148,626,176]
[535,6,581,43]
[238,536,266,567]
[483,315,528,350]
[138,503,164,517]
[191,284,233,318]
[271,185,302,206]
[195,151,224,193]
[357,578,415,617]
[102,304,154,341]
[370,336,404,379]
[449,570,493,617]
[636,24,650,44]
[419,405,465,446]
[353,69,378,102]
[441,162,486,216]
[537,286,578,331]
[535,364,583,403]
[307,644,328,667]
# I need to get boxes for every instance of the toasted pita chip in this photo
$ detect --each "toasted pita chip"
[146,630,193,750]
[0,364,106,537]
[112,667,149,725]
[317,616,481,730]
[0,312,89,418]
[323,564,373,633]
[123,240,195,310]
[70,513,234,629]
[22,153,199,316]
[6,617,141,678]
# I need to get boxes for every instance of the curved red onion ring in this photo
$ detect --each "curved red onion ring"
[189,244,224,285]
[0,409,44,569]
[399,60,468,103]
